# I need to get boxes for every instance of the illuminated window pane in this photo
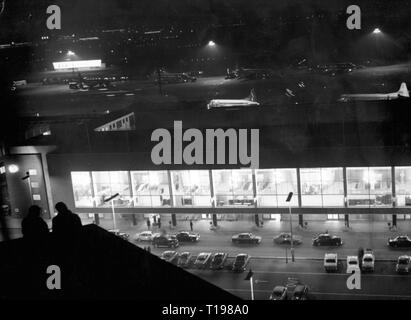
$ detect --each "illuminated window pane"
[92,171,131,207]
[299,167,345,207]
[369,167,392,206]
[347,167,392,207]
[131,171,171,207]
[130,171,152,206]
[256,169,277,207]
[71,172,93,207]
[172,170,211,207]
[213,169,254,207]
[395,167,411,206]
[300,168,322,206]
[276,169,298,207]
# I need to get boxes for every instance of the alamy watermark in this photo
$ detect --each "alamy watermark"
[151,121,259,169]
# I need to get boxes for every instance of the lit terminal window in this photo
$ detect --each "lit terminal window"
[300,168,344,207]
[347,167,392,207]
[212,169,254,207]
[71,172,94,207]
[395,167,411,206]
[131,171,171,207]
[171,170,211,207]
[92,171,132,207]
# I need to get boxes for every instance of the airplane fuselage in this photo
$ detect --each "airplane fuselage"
[207,99,260,109]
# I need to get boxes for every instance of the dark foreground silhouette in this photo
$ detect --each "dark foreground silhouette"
[0,225,238,300]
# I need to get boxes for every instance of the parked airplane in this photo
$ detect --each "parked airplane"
[339,83,410,102]
[207,89,260,109]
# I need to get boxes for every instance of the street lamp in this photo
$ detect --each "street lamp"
[244,269,254,300]
[8,164,19,174]
[286,192,295,262]
[104,193,120,230]
[67,50,75,56]
[208,40,216,47]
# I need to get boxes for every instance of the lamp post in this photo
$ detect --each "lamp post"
[104,193,120,230]
[22,172,32,205]
[286,192,295,262]
[244,269,254,300]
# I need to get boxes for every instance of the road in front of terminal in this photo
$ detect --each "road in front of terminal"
[131,227,411,300]
[188,259,411,300]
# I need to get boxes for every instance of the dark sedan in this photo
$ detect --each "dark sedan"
[291,285,309,300]
[152,235,179,248]
[175,231,200,242]
[232,254,250,272]
[232,233,262,244]
[210,253,228,270]
[273,233,302,245]
[312,234,343,246]
[388,235,411,248]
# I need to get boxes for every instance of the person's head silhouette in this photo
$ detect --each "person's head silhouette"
[55,202,69,214]
[28,205,42,218]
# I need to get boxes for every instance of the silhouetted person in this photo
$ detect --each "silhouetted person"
[146,218,151,230]
[52,202,82,238]
[190,220,193,231]
[21,205,49,240]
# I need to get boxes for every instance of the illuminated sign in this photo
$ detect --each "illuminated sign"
[52,59,102,70]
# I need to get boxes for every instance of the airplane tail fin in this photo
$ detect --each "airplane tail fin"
[398,82,409,98]
[246,88,257,102]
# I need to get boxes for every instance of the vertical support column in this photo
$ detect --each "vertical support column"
[296,168,303,226]
[89,171,99,225]
[209,170,217,227]
[252,169,259,226]
[127,171,137,226]
[392,166,397,228]
[343,167,349,227]
[167,170,176,227]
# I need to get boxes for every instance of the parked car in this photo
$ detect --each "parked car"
[232,233,262,244]
[177,252,192,268]
[152,234,179,248]
[313,234,343,246]
[210,252,228,270]
[273,233,302,245]
[108,229,129,241]
[396,255,411,274]
[135,231,157,242]
[324,253,338,272]
[362,249,375,272]
[232,253,250,272]
[269,286,287,300]
[291,284,309,300]
[388,235,411,248]
[346,256,360,273]
[194,252,212,269]
[175,231,200,242]
[161,251,179,264]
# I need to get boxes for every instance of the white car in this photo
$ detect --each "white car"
[346,256,359,273]
[161,251,179,264]
[362,249,375,272]
[194,252,212,269]
[134,231,157,242]
[324,253,338,272]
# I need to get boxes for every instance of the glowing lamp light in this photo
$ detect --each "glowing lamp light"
[8,164,19,174]
[373,28,381,34]
[67,50,75,56]
[208,40,216,47]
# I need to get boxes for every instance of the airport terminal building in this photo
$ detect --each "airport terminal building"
[2,100,411,228]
